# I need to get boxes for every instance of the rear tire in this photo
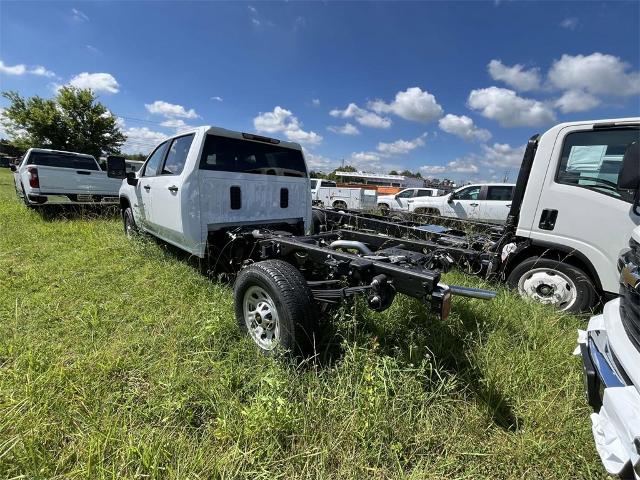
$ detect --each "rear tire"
[506,256,597,313]
[333,200,347,210]
[123,206,139,237]
[378,203,390,213]
[234,260,317,356]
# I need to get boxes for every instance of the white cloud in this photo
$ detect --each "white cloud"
[554,90,601,113]
[487,59,541,91]
[210,96,223,102]
[420,142,524,178]
[351,151,381,163]
[438,114,492,142]
[330,103,391,129]
[86,45,100,54]
[69,72,119,94]
[304,150,338,171]
[71,8,89,22]
[420,165,447,175]
[468,86,555,127]
[478,142,525,168]
[122,127,167,154]
[145,100,198,119]
[30,66,56,78]
[0,60,26,75]
[327,123,360,135]
[253,106,322,146]
[559,17,579,30]
[376,133,427,155]
[160,119,195,132]
[369,87,443,123]
[311,98,320,107]
[548,52,640,96]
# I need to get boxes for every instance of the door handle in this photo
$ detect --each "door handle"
[470,203,479,207]
[168,185,178,193]
[143,185,151,191]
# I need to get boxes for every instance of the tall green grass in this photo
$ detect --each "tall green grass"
[0,170,604,479]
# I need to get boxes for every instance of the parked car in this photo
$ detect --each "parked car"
[577,141,640,477]
[12,148,123,207]
[377,187,444,212]
[407,183,515,223]
[106,126,492,354]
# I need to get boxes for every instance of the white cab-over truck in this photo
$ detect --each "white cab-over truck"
[317,118,640,314]
[310,178,377,210]
[407,183,515,223]
[107,126,494,355]
[377,187,444,212]
[577,140,640,478]
[12,148,122,206]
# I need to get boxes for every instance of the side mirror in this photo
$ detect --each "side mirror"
[126,171,138,186]
[106,155,127,179]
[447,194,455,203]
[10,164,17,172]
[619,142,640,215]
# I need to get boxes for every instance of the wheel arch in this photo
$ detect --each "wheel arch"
[504,240,603,293]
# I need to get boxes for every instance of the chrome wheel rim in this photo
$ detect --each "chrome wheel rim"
[243,286,280,350]
[517,268,577,310]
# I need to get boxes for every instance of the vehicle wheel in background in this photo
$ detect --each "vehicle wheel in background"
[312,209,327,234]
[234,260,317,355]
[378,203,390,214]
[414,207,440,216]
[123,206,139,237]
[20,184,33,209]
[506,256,597,313]
[333,200,347,210]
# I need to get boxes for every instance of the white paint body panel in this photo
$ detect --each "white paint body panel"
[315,187,377,210]
[119,126,312,257]
[515,118,640,294]
[378,188,443,211]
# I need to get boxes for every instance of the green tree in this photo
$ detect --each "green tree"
[1,87,126,160]
[389,170,399,175]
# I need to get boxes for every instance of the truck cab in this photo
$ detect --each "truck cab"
[113,126,312,258]
[503,118,639,312]
[378,187,443,211]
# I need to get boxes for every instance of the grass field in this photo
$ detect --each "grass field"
[0,169,605,479]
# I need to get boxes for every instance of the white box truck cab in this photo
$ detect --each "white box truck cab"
[108,126,495,355]
[577,143,640,478]
[499,118,639,312]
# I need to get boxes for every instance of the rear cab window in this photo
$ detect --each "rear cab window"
[27,151,99,170]
[199,135,307,178]
[162,134,194,175]
[556,127,639,203]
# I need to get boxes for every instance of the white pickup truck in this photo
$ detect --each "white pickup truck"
[12,148,122,207]
[407,183,515,223]
[377,187,444,212]
[107,125,494,354]
[577,142,640,478]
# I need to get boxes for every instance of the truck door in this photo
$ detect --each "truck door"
[529,125,640,294]
[395,189,415,210]
[147,134,194,244]
[136,140,169,231]
[481,185,514,223]
[446,185,481,219]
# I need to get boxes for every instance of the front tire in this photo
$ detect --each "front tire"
[234,260,317,355]
[506,256,597,313]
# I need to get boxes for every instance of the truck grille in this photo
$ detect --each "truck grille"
[620,236,640,353]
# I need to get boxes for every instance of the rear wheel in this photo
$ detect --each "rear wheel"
[333,200,347,210]
[234,260,317,355]
[378,203,390,213]
[414,207,440,216]
[506,256,597,313]
[123,206,138,237]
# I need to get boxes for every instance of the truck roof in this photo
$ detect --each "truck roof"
[169,126,304,151]
[27,148,96,158]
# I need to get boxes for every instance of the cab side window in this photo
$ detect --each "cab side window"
[486,186,514,201]
[416,189,432,197]
[556,128,639,203]
[142,141,169,177]
[456,186,480,200]
[162,134,194,175]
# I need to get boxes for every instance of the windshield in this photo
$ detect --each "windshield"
[27,151,99,170]
[199,134,308,178]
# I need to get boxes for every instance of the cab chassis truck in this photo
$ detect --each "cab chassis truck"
[106,126,494,355]
[316,118,640,314]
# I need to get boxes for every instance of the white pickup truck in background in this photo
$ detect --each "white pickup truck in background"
[377,187,444,212]
[407,183,515,223]
[310,178,377,210]
[12,148,122,207]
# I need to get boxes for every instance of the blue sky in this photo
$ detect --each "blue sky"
[1,1,639,181]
